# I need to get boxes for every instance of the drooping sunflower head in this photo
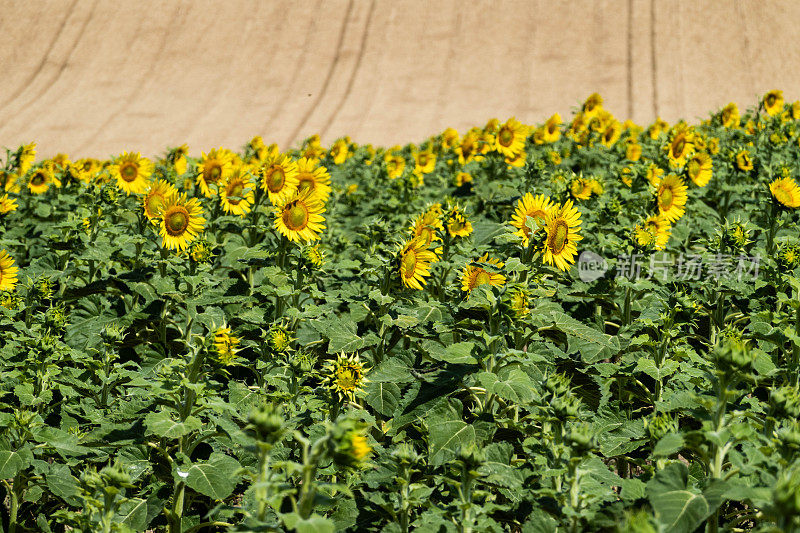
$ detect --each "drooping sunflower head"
[735,149,754,172]
[273,189,326,243]
[446,206,473,238]
[508,286,531,318]
[0,170,19,194]
[304,244,325,268]
[397,236,438,290]
[541,199,583,272]
[196,148,234,197]
[324,352,368,402]
[112,152,153,195]
[142,179,178,222]
[219,167,255,217]
[542,113,562,143]
[511,193,555,246]
[0,250,20,292]
[159,193,206,251]
[295,157,332,202]
[764,90,784,116]
[655,174,688,223]
[212,326,240,366]
[461,254,506,293]
[686,152,713,187]
[769,177,800,209]
[168,144,190,175]
[634,215,672,251]
[494,117,527,157]
[0,194,18,215]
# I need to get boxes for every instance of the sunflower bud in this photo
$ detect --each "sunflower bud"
[248,404,285,444]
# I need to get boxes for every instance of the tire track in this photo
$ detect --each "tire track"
[285,0,354,148]
[318,0,375,140]
[0,0,79,111]
[74,3,182,154]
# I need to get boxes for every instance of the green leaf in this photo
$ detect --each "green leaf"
[423,340,477,365]
[647,462,724,533]
[183,453,241,500]
[653,433,684,457]
[364,381,401,416]
[549,311,620,363]
[145,411,202,439]
[0,450,29,478]
[427,420,475,466]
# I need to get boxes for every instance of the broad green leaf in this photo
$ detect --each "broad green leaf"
[365,381,401,416]
[427,420,475,466]
[145,411,202,439]
[183,453,241,500]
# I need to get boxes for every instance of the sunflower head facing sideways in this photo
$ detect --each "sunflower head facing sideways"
[159,193,206,251]
[446,205,473,238]
[409,210,443,247]
[28,164,58,194]
[461,254,506,293]
[511,193,554,246]
[397,236,437,290]
[112,152,154,195]
[295,157,332,202]
[143,179,178,222]
[196,148,234,197]
[665,125,695,168]
[0,250,19,292]
[769,177,800,209]
[634,215,672,251]
[273,189,326,243]
[0,194,18,215]
[219,167,255,217]
[655,174,688,223]
[735,149,754,172]
[541,199,583,272]
[686,152,713,187]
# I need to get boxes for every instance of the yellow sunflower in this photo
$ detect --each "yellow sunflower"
[409,210,443,247]
[16,143,36,175]
[511,193,554,246]
[169,144,189,175]
[111,152,153,195]
[626,142,642,161]
[258,154,299,205]
[28,165,56,194]
[398,236,437,290]
[570,177,593,200]
[0,171,20,194]
[196,148,234,197]
[447,207,473,238]
[541,113,562,143]
[769,177,800,208]
[159,194,206,251]
[634,215,671,250]
[330,138,352,165]
[143,180,178,222]
[213,326,241,366]
[441,127,461,150]
[764,90,784,116]
[656,174,688,223]
[294,157,332,202]
[666,126,695,167]
[384,152,406,179]
[323,352,368,402]
[0,250,19,292]
[686,152,712,187]
[505,150,527,168]
[455,172,473,187]
[582,93,604,119]
[647,117,669,139]
[600,120,622,147]
[461,254,506,293]
[735,149,753,172]
[220,168,255,217]
[494,117,527,157]
[413,148,436,176]
[74,158,102,183]
[0,194,17,215]
[455,129,484,165]
[720,103,740,128]
[274,190,326,243]
[542,199,583,272]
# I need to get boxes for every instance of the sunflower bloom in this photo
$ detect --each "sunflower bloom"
[112,152,153,195]
[295,157,332,202]
[600,120,622,147]
[505,150,527,168]
[409,211,443,247]
[666,126,695,167]
[398,236,437,290]
[159,194,206,251]
[542,199,583,272]
[769,177,800,208]
[196,148,234,197]
[330,138,352,165]
[441,128,461,150]
[582,93,603,119]
[323,352,368,402]
[686,152,712,187]
[447,207,473,238]
[634,215,671,250]
[455,129,484,165]
[511,193,554,246]
[764,90,784,116]
[494,117,527,157]
[0,194,18,215]
[384,152,406,179]
[0,250,19,292]
[213,327,240,366]
[720,103,740,128]
[16,143,36,175]
[28,165,56,194]
[143,180,178,222]
[656,174,688,223]
[274,190,326,243]
[219,168,255,217]
[541,114,562,143]
[258,154,299,205]
[735,150,753,172]
[461,254,506,293]
[570,177,593,200]
[413,148,436,176]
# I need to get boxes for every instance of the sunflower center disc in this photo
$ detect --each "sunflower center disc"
[298,175,313,193]
[475,270,492,287]
[268,168,285,191]
[688,160,700,178]
[31,173,45,186]
[499,129,513,146]
[551,220,569,254]
[673,138,685,157]
[121,163,138,182]
[659,187,674,209]
[402,250,417,277]
[287,204,309,229]
[209,165,221,182]
[166,209,189,234]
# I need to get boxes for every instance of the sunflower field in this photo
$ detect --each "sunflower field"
[2,91,800,533]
